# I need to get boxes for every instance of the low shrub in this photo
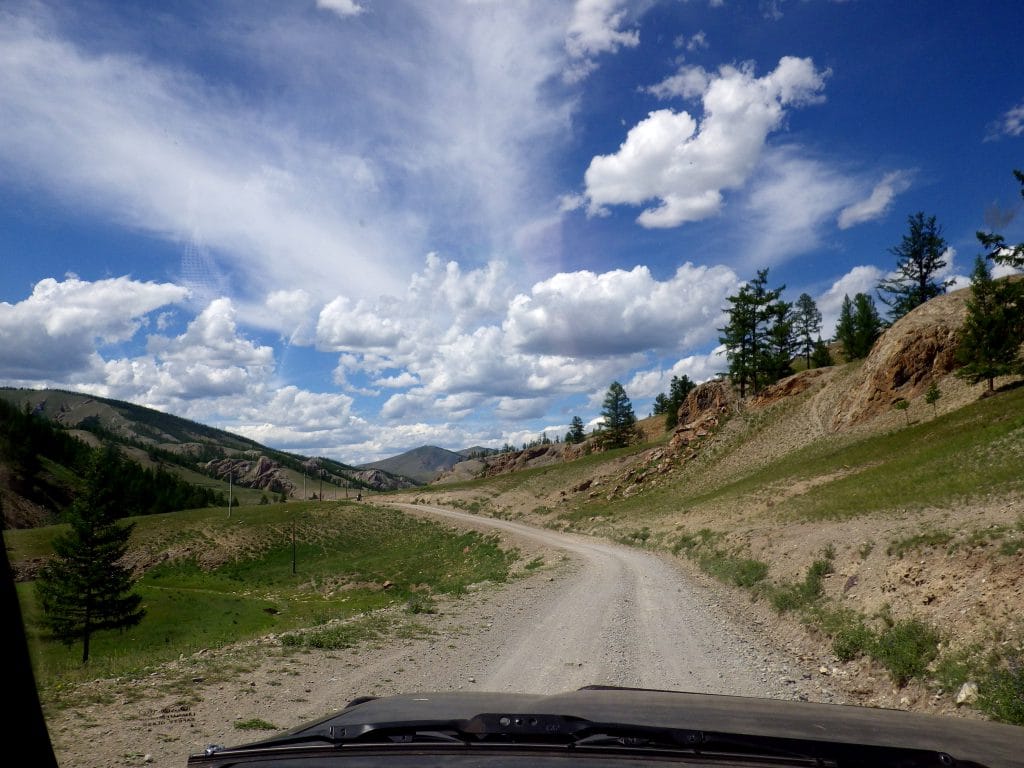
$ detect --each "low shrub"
[832,623,875,662]
[874,619,941,686]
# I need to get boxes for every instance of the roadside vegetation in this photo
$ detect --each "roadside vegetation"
[8,500,518,699]
[420,374,1023,724]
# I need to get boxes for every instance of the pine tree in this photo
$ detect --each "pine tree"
[810,337,833,368]
[851,293,884,359]
[35,445,145,663]
[599,382,638,448]
[877,211,952,321]
[651,393,671,416]
[566,415,586,444]
[924,381,941,415]
[764,300,796,382]
[834,295,856,360]
[663,374,696,431]
[836,293,882,360]
[956,255,1023,391]
[719,269,791,396]
[793,293,823,368]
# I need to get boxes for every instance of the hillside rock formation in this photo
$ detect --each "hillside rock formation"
[205,456,293,495]
[833,289,969,428]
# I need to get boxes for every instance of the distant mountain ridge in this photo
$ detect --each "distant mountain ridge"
[360,445,482,484]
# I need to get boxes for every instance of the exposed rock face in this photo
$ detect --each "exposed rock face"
[669,378,736,451]
[205,457,293,495]
[751,368,826,407]
[674,378,735,426]
[349,468,416,491]
[203,457,416,494]
[833,289,969,428]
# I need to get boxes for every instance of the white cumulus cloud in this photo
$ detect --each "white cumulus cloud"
[584,57,829,228]
[0,276,188,381]
[504,263,738,356]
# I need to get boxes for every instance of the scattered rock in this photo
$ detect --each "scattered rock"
[955,681,979,706]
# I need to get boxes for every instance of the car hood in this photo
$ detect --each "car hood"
[205,687,1023,767]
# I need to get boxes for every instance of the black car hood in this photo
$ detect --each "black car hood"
[198,687,1023,767]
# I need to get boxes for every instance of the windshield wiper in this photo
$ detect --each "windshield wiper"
[194,712,974,767]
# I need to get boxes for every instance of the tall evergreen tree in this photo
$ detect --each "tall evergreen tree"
[877,211,952,321]
[836,293,882,360]
[35,445,145,663]
[565,415,586,444]
[956,256,1023,391]
[793,293,823,368]
[719,269,791,396]
[851,293,884,359]
[599,381,638,448]
[834,295,856,360]
[719,281,759,397]
[763,300,796,382]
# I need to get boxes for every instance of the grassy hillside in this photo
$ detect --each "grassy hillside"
[7,500,520,698]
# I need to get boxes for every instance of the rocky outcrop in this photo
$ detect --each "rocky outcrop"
[833,289,969,428]
[751,368,827,407]
[203,457,416,494]
[669,378,736,451]
[436,440,596,483]
[348,468,416,491]
[205,457,293,495]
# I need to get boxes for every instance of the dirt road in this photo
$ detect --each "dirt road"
[389,503,815,698]
[50,503,832,768]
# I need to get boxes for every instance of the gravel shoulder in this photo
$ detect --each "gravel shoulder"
[46,502,839,768]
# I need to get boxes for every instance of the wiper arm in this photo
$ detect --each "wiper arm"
[201,720,469,755]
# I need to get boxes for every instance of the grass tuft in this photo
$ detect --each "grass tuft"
[873,619,941,686]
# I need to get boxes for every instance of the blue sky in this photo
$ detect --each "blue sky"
[1,0,1022,464]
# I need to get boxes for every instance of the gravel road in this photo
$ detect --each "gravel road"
[388,504,823,699]
[50,503,837,768]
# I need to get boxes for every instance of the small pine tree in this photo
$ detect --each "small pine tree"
[956,255,1023,391]
[810,336,833,368]
[893,398,910,425]
[567,416,586,444]
[35,445,145,663]
[924,381,941,415]
[599,381,638,448]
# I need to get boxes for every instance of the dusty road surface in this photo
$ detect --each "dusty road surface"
[393,503,784,696]
[48,503,832,768]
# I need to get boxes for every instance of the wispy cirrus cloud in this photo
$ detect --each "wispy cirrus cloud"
[837,170,913,229]
[985,100,1024,141]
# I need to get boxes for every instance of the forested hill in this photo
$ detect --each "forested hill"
[0,389,410,529]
